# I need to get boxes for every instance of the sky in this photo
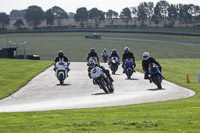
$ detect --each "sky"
[1,0,200,14]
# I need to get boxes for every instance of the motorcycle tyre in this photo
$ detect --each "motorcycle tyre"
[59,73,64,85]
[126,68,133,79]
[152,74,162,89]
[99,78,109,93]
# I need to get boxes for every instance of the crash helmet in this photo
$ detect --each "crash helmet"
[87,59,95,68]
[143,52,150,60]
[103,48,107,52]
[112,48,117,52]
[91,47,95,52]
[58,50,64,58]
[124,47,129,53]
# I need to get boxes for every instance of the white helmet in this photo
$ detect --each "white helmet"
[124,47,129,52]
[143,52,150,60]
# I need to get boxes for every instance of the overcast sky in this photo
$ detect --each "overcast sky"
[1,0,200,14]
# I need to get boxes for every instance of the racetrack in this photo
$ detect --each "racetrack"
[0,62,195,112]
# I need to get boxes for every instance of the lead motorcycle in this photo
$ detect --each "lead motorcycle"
[109,56,120,74]
[88,60,114,93]
[148,63,163,89]
[124,58,135,79]
[54,61,69,84]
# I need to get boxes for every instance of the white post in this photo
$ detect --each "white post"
[197,73,200,83]
[24,42,27,59]
[9,41,12,48]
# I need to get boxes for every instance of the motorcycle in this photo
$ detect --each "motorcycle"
[102,53,109,63]
[124,58,135,79]
[148,63,163,89]
[109,56,120,74]
[90,66,114,93]
[54,61,69,84]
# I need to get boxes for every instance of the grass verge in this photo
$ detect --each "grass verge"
[0,58,200,132]
[0,59,52,99]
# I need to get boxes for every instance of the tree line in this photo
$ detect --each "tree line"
[0,0,200,30]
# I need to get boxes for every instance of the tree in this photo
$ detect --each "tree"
[176,4,184,27]
[156,0,169,25]
[10,10,26,19]
[146,2,154,27]
[13,19,24,29]
[167,4,178,27]
[182,4,193,27]
[52,6,68,27]
[0,12,10,29]
[88,8,105,28]
[120,7,132,27]
[45,9,54,26]
[24,6,45,29]
[74,7,88,28]
[194,6,200,25]
[152,5,161,28]
[132,7,138,25]
[137,2,148,27]
[106,10,118,27]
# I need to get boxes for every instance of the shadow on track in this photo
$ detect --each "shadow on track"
[148,88,165,91]
[92,92,114,95]
[56,84,71,86]
[112,74,122,75]
[125,78,139,80]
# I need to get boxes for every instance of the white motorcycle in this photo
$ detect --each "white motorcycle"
[90,66,114,93]
[55,61,69,84]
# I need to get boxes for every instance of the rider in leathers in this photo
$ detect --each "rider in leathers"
[54,50,70,72]
[122,47,136,72]
[102,48,109,57]
[87,48,99,62]
[87,59,114,84]
[109,48,120,65]
[142,52,162,83]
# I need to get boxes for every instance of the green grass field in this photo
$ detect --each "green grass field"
[0,32,200,61]
[0,32,200,132]
[0,59,200,132]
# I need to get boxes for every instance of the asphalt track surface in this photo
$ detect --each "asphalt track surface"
[0,62,195,112]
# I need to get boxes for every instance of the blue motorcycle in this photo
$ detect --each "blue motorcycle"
[124,58,135,79]
[148,63,163,89]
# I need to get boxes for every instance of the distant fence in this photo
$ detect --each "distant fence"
[0,28,200,37]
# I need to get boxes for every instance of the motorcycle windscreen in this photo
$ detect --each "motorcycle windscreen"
[90,67,102,79]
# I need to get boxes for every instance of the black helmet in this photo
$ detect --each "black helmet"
[58,50,64,58]
[91,48,95,52]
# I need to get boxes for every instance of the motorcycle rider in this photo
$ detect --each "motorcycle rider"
[109,48,120,65]
[87,59,114,84]
[122,47,136,72]
[87,48,99,62]
[142,52,162,83]
[102,48,109,58]
[54,50,70,72]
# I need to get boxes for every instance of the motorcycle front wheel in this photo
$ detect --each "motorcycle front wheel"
[99,78,109,93]
[151,74,162,89]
